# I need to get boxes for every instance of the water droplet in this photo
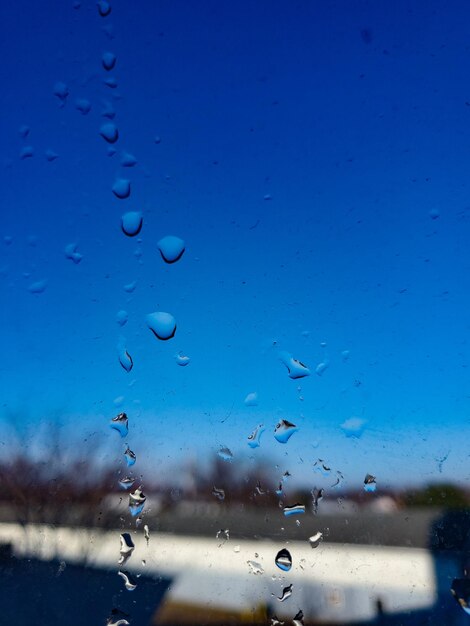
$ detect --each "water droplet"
[315,361,328,376]
[293,609,304,625]
[309,531,323,548]
[124,445,136,466]
[19,124,30,138]
[100,122,119,143]
[119,476,135,490]
[279,352,310,379]
[121,211,142,236]
[275,548,292,571]
[142,559,146,566]
[118,349,133,373]
[102,51,116,70]
[157,235,185,264]
[244,392,258,406]
[144,524,150,545]
[311,488,324,514]
[217,446,233,462]
[53,81,69,103]
[64,243,82,264]
[45,149,59,162]
[283,503,305,517]
[129,487,146,517]
[175,353,190,366]
[340,417,366,438]
[247,560,264,575]
[116,310,128,326]
[107,608,130,626]
[313,459,331,476]
[117,570,136,591]
[233,545,240,553]
[341,349,350,361]
[75,98,91,115]
[97,0,112,16]
[120,151,137,167]
[118,532,135,566]
[247,424,265,448]
[146,311,176,340]
[275,483,283,496]
[101,100,116,119]
[104,76,118,89]
[123,281,137,293]
[20,146,34,160]
[364,473,377,492]
[429,208,440,220]
[28,279,47,294]
[57,560,66,576]
[277,584,293,602]
[274,419,298,444]
[216,529,230,541]
[331,470,344,488]
[270,618,285,626]
[112,178,131,199]
[451,578,470,615]
[212,486,225,501]
[110,412,128,437]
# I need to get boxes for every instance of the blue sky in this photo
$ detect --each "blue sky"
[1,0,470,487]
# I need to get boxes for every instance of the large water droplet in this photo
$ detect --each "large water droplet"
[146,311,176,340]
[275,548,292,571]
[107,608,130,626]
[118,349,133,373]
[53,81,69,103]
[28,279,47,294]
[212,486,225,501]
[118,532,135,566]
[309,531,323,548]
[293,609,304,625]
[247,560,264,575]
[279,352,310,379]
[110,412,128,437]
[311,488,324,514]
[119,476,135,490]
[64,243,82,264]
[20,146,34,160]
[244,392,258,406]
[277,584,293,602]
[121,211,142,236]
[364,473,377,492]
[100,122,119,143]
[75,98,91,115]
[116,310,128,326]
[129,487,146,517]
[175,352,190,366]
[157,235,185,264]
[97,0,112,16]
[451,578,470,615]
[102,51,116,70]
[117,570,136,591]
[124,445,136,466]
[217,446,233,462]
[120,151,137,167]
[283,503,305,517]
[313,459,331,476]
[274,420,298,444]
[112,178,131,199]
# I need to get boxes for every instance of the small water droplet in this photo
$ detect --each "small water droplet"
[28,279,47,294]
[341,349,350,361]
[110,412,128,437]
[119,476,135,490]
[141,559,146,566]
[146,311,176,340]
[233,545,240,553]
[364,473,377,492]
[57,560,66,576]
[118,532,135,566]
[101,100,116,119]
[309,531,323,548]
[244,392,258,406]
[144,524,150,545]
[217,446,233,462]
[311,488,324,514]
[121,211,142,236]
[123,281,137,293]
[45,149,59,161]
[157,235,185,264]
[100,122,119,143]
[112,178,131,199]
[216,529,230,541]
[313,459,331,476]
[129,487,146,517]
[247,560,264,575]
[277,584,293,602]
[120,151,137,167]
[315,361,328,376]
[116,310,128,326]
[451,578,470,615]
[53,81,69,103]
[275,548,292,571]
[97,0,112,16]
[107,608,130,626]
[270,617,285,626]
[212,486,225,501]
[102,51,117,70]
[283,503,305,517]
[18,124,30,138]
[124,445,136,466]
[247,424,265,448]
[274,419,298,444]
[104,76,118,88]
[75,98,91,115]
[175,353,190,366]
[275,483,283,496]
[20,146,34,160]
[64,243,82,264]
[293,609,304,625]
[340,417,366,438]
[118,349,133,373]
[117,570,137,591]
[429,208,440,220]
[279,352,310,379]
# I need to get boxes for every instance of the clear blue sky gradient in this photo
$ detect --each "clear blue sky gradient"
[1,0,470,487]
